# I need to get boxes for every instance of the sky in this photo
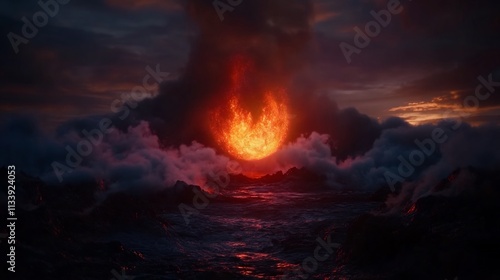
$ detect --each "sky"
[1,0,499,129]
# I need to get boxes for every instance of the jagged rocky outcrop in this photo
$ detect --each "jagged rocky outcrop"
[334,167,500,280]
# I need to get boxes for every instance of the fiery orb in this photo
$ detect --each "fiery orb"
[212,57,289,161]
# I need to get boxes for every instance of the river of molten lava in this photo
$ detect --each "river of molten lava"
[211,56,289,161]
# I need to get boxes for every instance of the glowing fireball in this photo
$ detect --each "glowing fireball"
[212,56,289,160]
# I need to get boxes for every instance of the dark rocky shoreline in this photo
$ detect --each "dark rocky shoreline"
[2,167,499,279]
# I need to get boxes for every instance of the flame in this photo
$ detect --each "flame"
[212,56,289,161]
[220,92,288,160]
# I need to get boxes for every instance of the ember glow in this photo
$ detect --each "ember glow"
[212,56,289,160]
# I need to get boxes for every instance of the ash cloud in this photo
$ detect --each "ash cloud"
[131,0,314,148]
[101,0,407,164]
[247,119,500,210]
[0,115,232,194]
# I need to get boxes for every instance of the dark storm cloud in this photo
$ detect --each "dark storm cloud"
[0,18,132,122]
[314,0,500,67]
[0,0,190,128]
[393,53,500,105]
[309,0,500,123]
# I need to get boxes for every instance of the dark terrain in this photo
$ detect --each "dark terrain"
[1,167,499,279]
